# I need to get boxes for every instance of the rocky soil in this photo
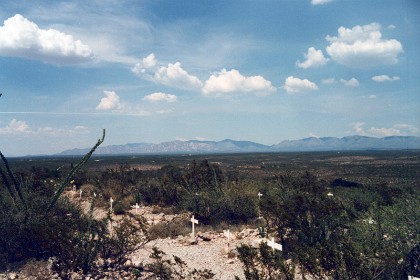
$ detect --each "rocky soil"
[1,191,261,280]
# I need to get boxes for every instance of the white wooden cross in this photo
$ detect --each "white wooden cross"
[190,215,199,237]
[267,237,282,252]
[110,197,114,212]
[133,203,140,214]
[327,192,333,197]
[257,192,264,219]
[224,229,231,252]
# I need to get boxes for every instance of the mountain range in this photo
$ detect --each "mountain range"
[57,135,420,156]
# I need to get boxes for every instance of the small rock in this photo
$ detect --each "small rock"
[225,259,235,264]
[198,233,212,241]
[132,260,143,268]
[69,271,83,280]
[9,273,17,280]
[228,248,239,258]
[188,237,198,245]
[123,260,132,267]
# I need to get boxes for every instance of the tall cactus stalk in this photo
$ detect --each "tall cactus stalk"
[45,129,105,215]
[0,151,25,205]
[0,164,17,202]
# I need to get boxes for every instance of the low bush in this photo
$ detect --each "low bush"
[1,130,148,273]
[148,218,190,240]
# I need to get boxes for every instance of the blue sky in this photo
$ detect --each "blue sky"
[0,0,419,156]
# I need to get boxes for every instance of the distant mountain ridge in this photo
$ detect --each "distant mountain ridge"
[57,135,420,156]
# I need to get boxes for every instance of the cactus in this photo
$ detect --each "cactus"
[45,129,105,215]
[0,151,25,205]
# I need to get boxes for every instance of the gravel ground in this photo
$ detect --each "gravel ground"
[129,231,258,280]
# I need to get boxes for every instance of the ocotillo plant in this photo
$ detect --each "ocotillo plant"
[45,129,105,215]
[0,151,25,205]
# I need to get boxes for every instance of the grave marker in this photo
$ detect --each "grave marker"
[267,237,282,252]
[190,215,198,237]
[133,203,140,214]
[110,197,114,212]
[224,229,231,252]
[258,192,263,219]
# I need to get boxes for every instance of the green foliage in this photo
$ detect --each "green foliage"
[112,200,129,215]
[237,242,293,280]
[46,129,105,214]
[0,129,149,273]
[100,213,149,264]
[148,218,190,240]
[238,170,420,279]
[131,160,258,225]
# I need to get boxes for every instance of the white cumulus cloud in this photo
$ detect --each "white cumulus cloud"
[296,47,329,68]
[0,14,93,65]
[311,0,333,5]
[132,54,202,90]
[372,75,400,82]
[202,69,276,97]
[322,78,336,84]
[0,119,30,134]
[350,122,419,137]
[340,78,360,87]
[132,53,157,77]
[96,91,122,110]
[143,92,177,103]
[284,76,318,94]
[155,62,203,89]
[325,23,403,68]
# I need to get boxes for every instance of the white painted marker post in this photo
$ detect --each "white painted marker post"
[79,189,82,199]
[258,192,263,219]
[267,237,282,252]
[190,215,199,237]
[134,203,139,214]
[110,197,114,212]
[224,229,231,253]
[258,192,263,200]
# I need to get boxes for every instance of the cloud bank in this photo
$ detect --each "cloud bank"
[0,119,29,134]
[0,14,93,65]
[351,122,419,137]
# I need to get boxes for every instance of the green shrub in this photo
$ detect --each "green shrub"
[148,218,190,240]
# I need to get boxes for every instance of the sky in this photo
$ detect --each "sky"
[0,0,419,156]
